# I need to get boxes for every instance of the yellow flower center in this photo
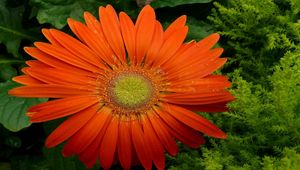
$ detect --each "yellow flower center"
[100,67,164,119]
[109,73,153,109]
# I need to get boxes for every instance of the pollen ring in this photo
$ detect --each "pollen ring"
[101,67,161,117]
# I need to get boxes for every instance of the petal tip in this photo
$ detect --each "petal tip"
[23,47,32,53]
[11,77,19,83]
[141,4,155,16]
[218,132,228,139]
[7,89,15,96]
[83,11,91,17]
[67,18,74,24]
[41,28,49,35]
[212,33,220,41]
[179,15,187,23]
[45,140,54,148]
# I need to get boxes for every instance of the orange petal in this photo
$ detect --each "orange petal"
[166,75,231,97]
[45,104,98,147]
[99,5,126,61]
[148,111,178,156]
[83,12,117,66]
[198,58,227,78]
[164,15,186,40]
[165,97,235,106]
[84,11,103,35]
[25,60,51,68]
[162,103,227,139]
[79,114,112,168]
[131,120,152,170]
[67,18,83,42]
[143,117,165,170]
[41,29,61,46]
[119,12,136,64]
[153,26,188,67]
[24,67,97,86]
[196,33,220,53]
[164,90,234,105]
[62,107,111,156]
[21,67,30,75]
[135,5,156,65]
[79,139,99,169]
[166,58,227,82]
[13,75,43,85]
[27,96,99,122]
[166,48,224,78]
[171,58,227,81]
[69,19,117,67]
[169,74,230,88]
[154,107,205,148]
[167,82,231,93]
[118,121,132,170]
[178,102,230,112]
[160,41,196,72]
[99,117,119,170]
[145,21,164,67]
[34,42,99,73]
[24,47,93,77]
[48,29,106,71]
[9,85,92,98]
[131,145,140,166]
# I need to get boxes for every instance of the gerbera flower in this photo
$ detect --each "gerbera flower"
[9,4,234,170]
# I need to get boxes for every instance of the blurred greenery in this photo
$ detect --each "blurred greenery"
[0,0,299,169]
[30,0,106,29]
[208,0,300,85]
[0,0,35,57]
[0,81,47,131]
[150,0,212,8]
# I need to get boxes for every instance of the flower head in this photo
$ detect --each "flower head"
[9,4,234,170]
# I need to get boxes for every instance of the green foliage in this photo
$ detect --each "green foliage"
[0,64,17,82]
[0,81,46,131]
[41,146,99,170]
[8,146,99,170]
[30,0,142,29]
[0,0,299,169]
[162,16,214,42]
[167,48,300,169]
[167,150,203,170]
[166,1,300,167]
[262,148,300,170]
[30,0,106,29]
[290,0,300,14]
[208,0,300,85]
[0,0,37,57]
[186,17,214,41]
[150,0,212,8]
[0,56,24,82]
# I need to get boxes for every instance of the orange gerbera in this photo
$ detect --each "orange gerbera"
[9,4,234,170]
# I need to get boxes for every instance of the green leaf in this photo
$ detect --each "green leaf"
[0,59,24,64]
[0,0,37,57]
[0,55,25,81]
[11,146,100,170]
[30,0,106,29]
[186,18,214,41]
[43,146,98,170]
[0,64,18,81]
[0,81,47,132]
[150,0,212,8]
[162,17,214,41]
[290,0,300,14]
[10,155,49,170]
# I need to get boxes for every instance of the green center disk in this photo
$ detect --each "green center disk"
[111,74,153,108]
